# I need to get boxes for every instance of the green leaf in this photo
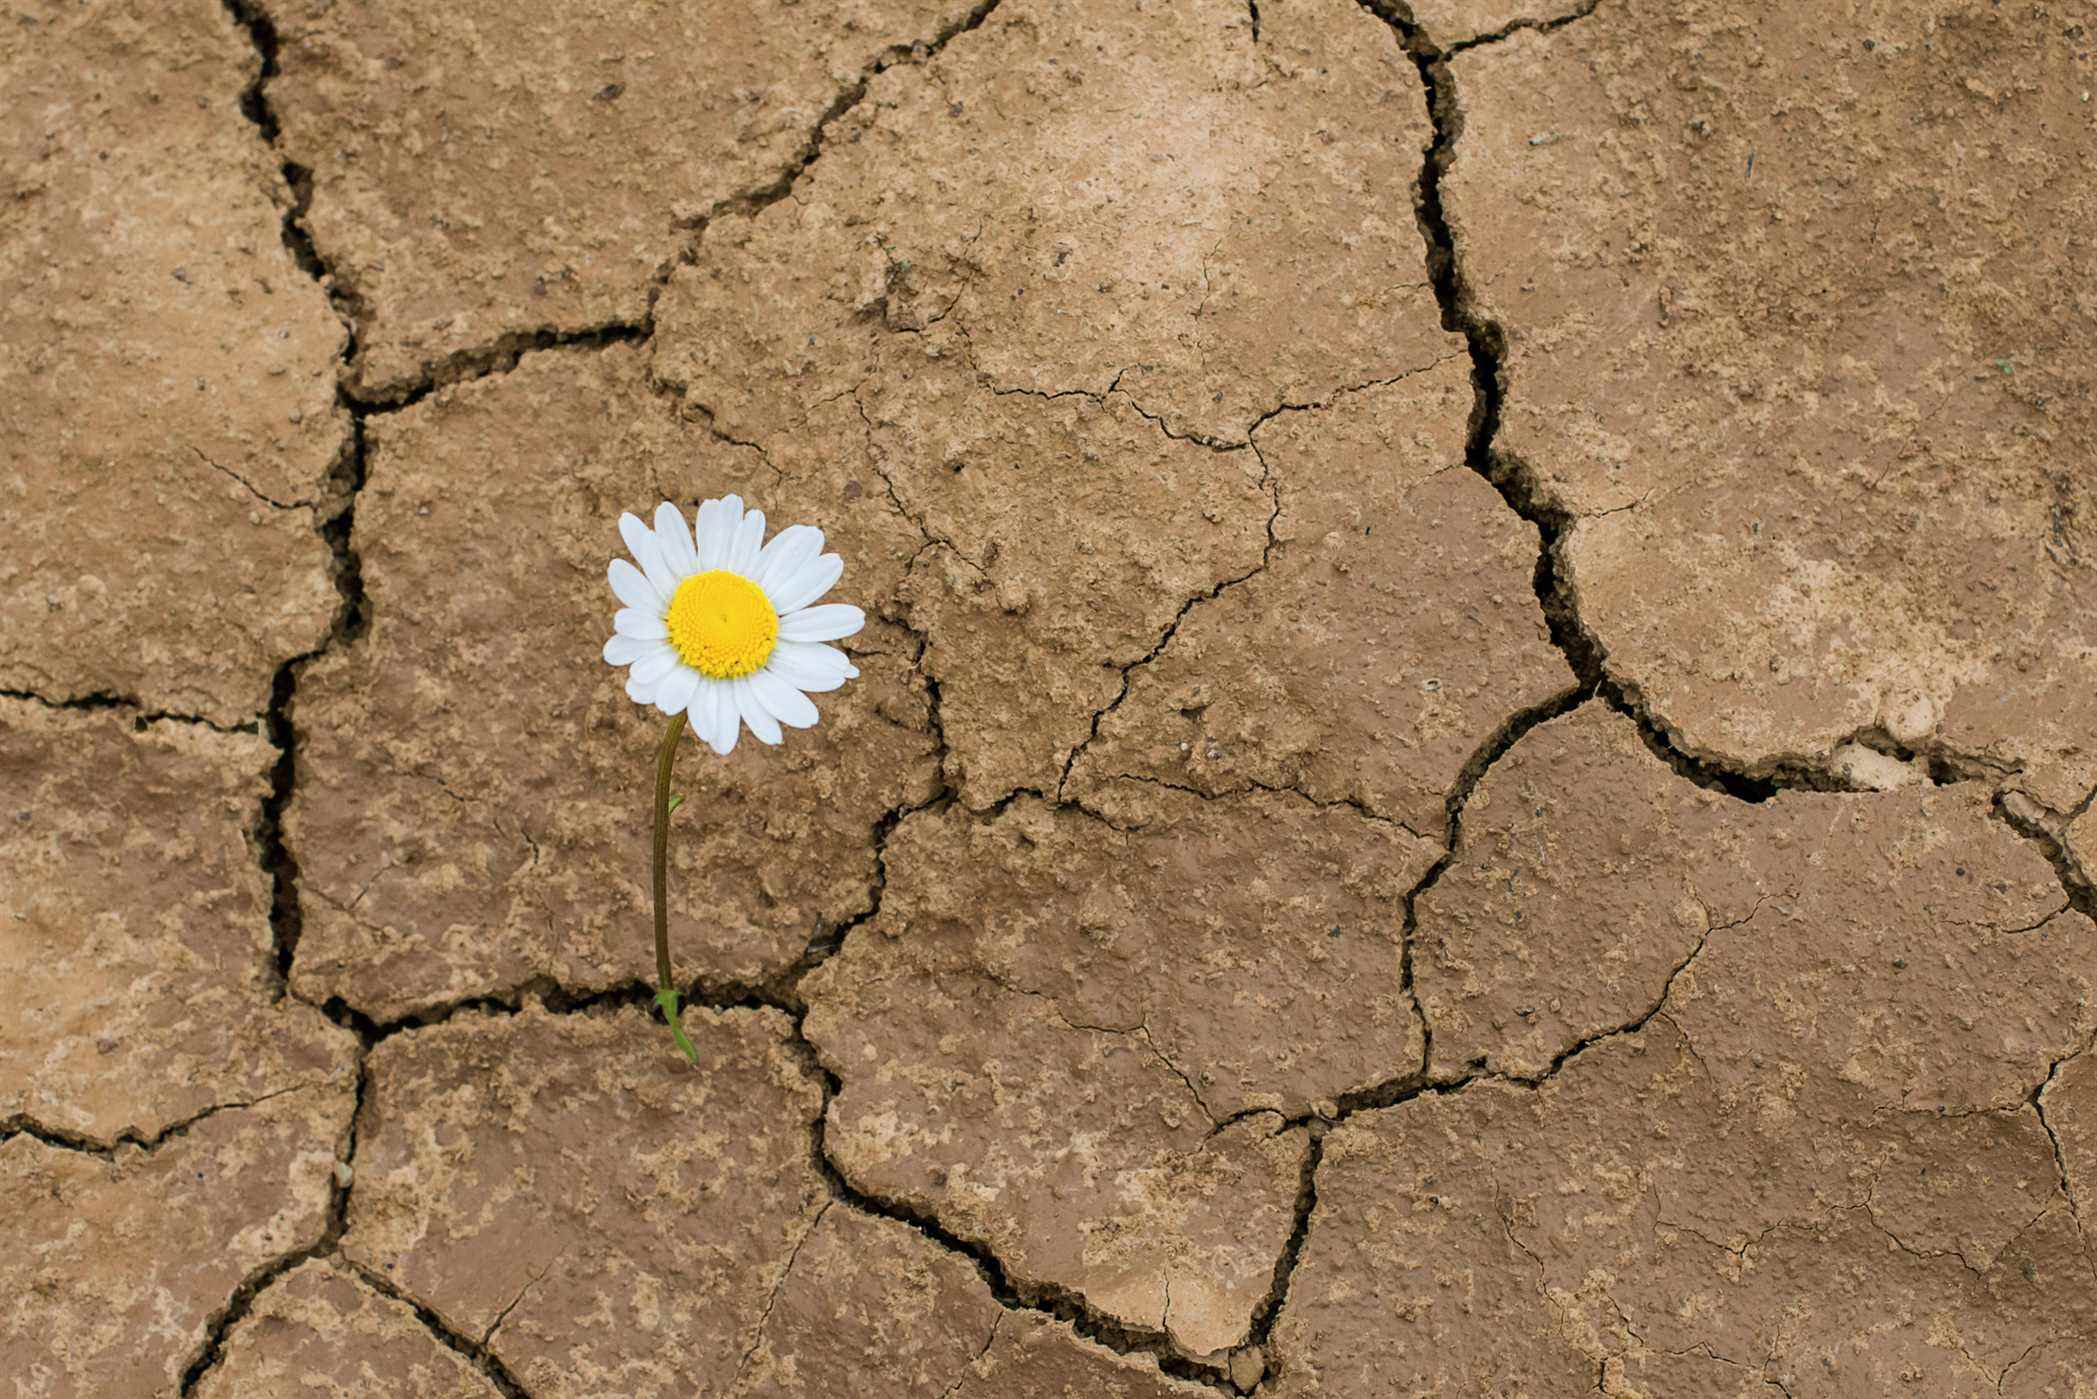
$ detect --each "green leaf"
[655,986,702,1068]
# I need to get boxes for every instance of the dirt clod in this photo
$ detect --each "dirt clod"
[193,1259,503,1398]
[1,702,358,1143]
[1445,1,2097,805]
[0,0,344,722]
[805,786,1437,1357]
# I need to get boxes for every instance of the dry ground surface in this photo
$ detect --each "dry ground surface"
[4,0,2096,1394]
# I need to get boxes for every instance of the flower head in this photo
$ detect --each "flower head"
[604,495,863,754]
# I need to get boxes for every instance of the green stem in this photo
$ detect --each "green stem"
[652,711,700,1066]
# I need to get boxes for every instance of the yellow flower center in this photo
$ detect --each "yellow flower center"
[665,570,779,680]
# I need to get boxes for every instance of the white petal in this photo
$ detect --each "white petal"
[708,682,741,755]
[691,680,730,754]
[767,553,843,615]
[750,671,820,729]
[728,508,767,575]
[754,524,823,594]
[777,603,865,643]
[614,607,668,640]
[603,634,656,666]
[692,499,723,570]
[654,502,697,577]
[769,641,857,693]
[608,558,661,611]
[630,647,681,686]
[733,678,783,746]
[699,495,744,571]
[625,671,660,706]
[621,513,676,599]
[654,667,700,716]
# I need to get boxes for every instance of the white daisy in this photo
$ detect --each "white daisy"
[603,495,864,754]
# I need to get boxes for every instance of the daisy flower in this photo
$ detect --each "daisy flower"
[607,494,864,1067]
[603,494,864,753]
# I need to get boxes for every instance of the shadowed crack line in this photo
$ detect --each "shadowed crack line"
[1240,1124,1321,1378]
[1996,791,2097,924]
[255,418,368,996]
[189,446,316,510]
[175,1059,370,1394]
[731,1200,833,1389]
[347,324,651,414]
[1442,0,1600,55]
[784,1033,1242,1393]
[675,0,1007,238]
[2032,1030,2097,1256]
[1489,894,1766,1090]
[757,626,953,1005]
[0,1084,321,1160]
[0,687,256,736]
[481,1256,555,1348]
[343,1259,536,1399]
[1055,450,1282,801]
[1354,0,1792,807]
[937,1313,1003,1399]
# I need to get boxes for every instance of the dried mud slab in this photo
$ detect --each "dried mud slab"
[1446,2,2097,806]
[654,0,1463,802]
[729,1205,1002,1397]
[0,1085,356,1396]
[805,789,1436,1358]
[262,0,990,398]
[193,1259,501,1399]
[344,1004,829,1398]
[731,1214,1227,1396]
[1,703,357,1142]
[290,345,938,1020]
[1271,767,2097,1392]
[880,387,1274,805]
[0,0,344,721]
[1414,704,1761,1079]
[1072,363,1570,835]
[1272,1025,2092,1396]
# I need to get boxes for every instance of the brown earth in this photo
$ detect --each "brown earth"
[3,0,2094,1395]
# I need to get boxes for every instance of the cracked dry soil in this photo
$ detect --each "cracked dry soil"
[2,0,2095,1394]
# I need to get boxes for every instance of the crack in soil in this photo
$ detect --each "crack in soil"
[1055,446,1282,803]
[187,446,317,511]
[147,0,2093,1389]
[1441,0,1601,56]
[174,1059,368,1395]
[0,1083,322,1161]
[786,1030,1246,1394]
[2032,1030,2097,1273]
[0,688,257,736]
[1997,790,2097,924]
[342,1257,536,1399]
[1358,0,1796,808]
